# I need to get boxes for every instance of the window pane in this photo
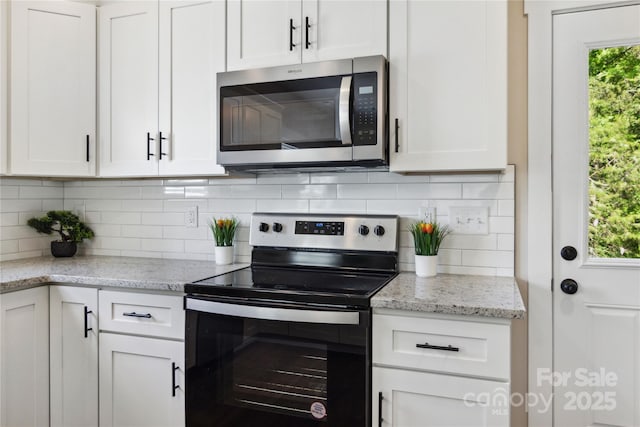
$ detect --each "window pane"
[588,46,640,258]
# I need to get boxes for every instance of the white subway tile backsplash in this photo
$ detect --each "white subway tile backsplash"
[396,183,462,200]
[282,185,337,199]
[338,183,397,199]
[463,182,514,200]
[1,167,515,276]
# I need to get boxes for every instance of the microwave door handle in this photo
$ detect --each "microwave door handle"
[339,75,353,146]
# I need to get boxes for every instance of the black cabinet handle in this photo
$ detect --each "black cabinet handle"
[289,19,296,51]
[147,132,155,160]
[159,131,168,160]
[86,135,90,162]
[172,362,179,397]
[84,306,93,338]
[378,392,384,427]
[305,16,310,49]
[394,118,399,153]
[416,342,460,352]
[122,312,152,318]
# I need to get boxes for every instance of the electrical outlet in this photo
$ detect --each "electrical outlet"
[449,206,489,234]
[418,206,437,222]
[186,206,198,228]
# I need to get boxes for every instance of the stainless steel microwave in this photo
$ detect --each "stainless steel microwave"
[217,56,388,171]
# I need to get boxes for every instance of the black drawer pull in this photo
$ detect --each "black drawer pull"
[289,18,296,51]
[123,312,152,318]
[416,342,459,352]
[394,118,399,152]
[378,391,384,427]
[84,306,93,338]
[147,132,155,160]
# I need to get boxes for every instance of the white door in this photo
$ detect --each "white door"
[553,5,640,427]
[158,0,226,176]
[388,0,507,172]
[11,1,96,176]
[99,1,159,177]
[373,367,509,427]
[99,333,185,427]
[50,286,98,427]
[301,0,387,63]
[227,0,302,71]
[0,287,49,427]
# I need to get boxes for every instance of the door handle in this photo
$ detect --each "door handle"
[147,132,155,160]
[394,118,399,152]
[305,16,311,49]
[338,76,353,146]
[86,135,90,162]
[560,279,579,294]
[172,362,179,397]
[560,246,578,261]
[159,131,168,160]
[378,392,384,427]
[289,19,296,51]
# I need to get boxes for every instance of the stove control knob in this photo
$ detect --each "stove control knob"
[374,225,385,237]
[259,222,269,232]
[358,225,370,236]
[273,222,283,233]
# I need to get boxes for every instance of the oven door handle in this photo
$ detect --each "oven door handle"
[186,298,360,325]
[338,75,353,146]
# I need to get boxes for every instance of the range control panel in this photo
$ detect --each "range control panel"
[250,213,398,252]
[295,221,344,236]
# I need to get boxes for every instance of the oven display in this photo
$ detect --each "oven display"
[295,221,344,236]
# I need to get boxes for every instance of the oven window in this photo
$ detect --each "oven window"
[220,76,346,151]
[185,309,368,427]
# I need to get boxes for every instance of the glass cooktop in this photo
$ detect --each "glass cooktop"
[185,266,397,308]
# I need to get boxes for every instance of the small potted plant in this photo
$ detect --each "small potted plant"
[409,218,451,277]
[27,210,95,257]
[209,217,239,265]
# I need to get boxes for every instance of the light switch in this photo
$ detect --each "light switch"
[449,206,489,234]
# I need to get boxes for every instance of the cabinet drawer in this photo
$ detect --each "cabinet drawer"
[99,290,184,340]
[373,313,510,380]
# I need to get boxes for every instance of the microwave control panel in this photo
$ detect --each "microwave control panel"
[352,72,378,146]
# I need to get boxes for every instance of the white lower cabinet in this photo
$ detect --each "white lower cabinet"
[372,310,511,427]
[98,289,185,427]
[49,286,98,427]
[0,287,49,427]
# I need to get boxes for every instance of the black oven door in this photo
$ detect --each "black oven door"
[185,297,370,427]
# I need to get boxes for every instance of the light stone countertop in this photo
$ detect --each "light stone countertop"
[371,273,526,319]
[0,255,248,294]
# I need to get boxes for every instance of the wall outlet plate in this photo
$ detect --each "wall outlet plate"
[418,206,437,222]
[186,206,198,228]
[449,206,489,234]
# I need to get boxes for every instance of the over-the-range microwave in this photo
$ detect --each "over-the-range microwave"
[217,56,388,172]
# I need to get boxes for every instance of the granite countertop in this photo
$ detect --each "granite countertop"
[0,256,248,293]
[371,273,525,319]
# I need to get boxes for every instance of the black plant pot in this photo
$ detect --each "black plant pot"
[51,241,78,258]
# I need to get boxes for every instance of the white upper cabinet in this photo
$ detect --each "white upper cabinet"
[99,0,226,177]
[10,1,96,177]
[227,0,387,71]
[389,0,507,172]
[158,1,225,176]
[99,1,159,177]
[0,0,7,175]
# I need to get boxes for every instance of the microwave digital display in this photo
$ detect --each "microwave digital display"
[359,86,374,95]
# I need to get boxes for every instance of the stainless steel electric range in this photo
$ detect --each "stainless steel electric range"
[184,212,399,427]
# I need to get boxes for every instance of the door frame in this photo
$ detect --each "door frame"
[525,1,640,426]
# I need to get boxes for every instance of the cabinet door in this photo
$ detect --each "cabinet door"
[99,333,185,427]
[227,0,302,71]
[302,0,387,63]
[389,0,507,172]
[50,286,98,427]
[373,367,509,427]
[0,0,7,175]
[10,1,96,176]
[99,1,159,177]
[0,287,49,427]
[158,0,226,176]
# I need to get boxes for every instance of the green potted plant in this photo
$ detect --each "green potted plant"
[209,216,239,265]
[409,219,451,277]
[27,210,95,257]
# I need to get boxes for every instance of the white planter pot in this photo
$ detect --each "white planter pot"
[215,246,234,265]
[415,254,438,277]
